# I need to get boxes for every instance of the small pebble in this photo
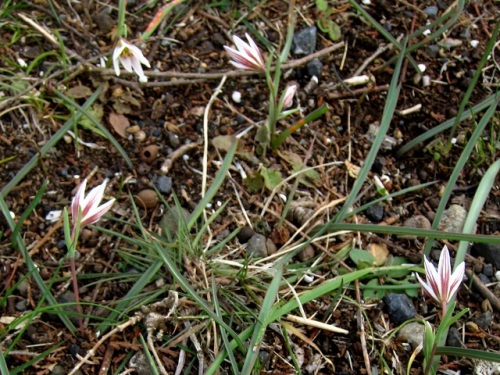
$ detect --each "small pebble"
[292,26,317,55]
[16,299,27,311]
[475,311,492,330]
[307,58,323,77]
[366,205,385,223]
[438,204,467,233]
[154,175,172,194]
[423,5,438,17]
[446,327,462,347]
[495,271,500,281]
[397,322,425,350]
[237,226,255,243]
[232,91,242,104]
[470,40,479,48]
[383,293,417,325]
[483,264,494,277]
[246,234,268,258]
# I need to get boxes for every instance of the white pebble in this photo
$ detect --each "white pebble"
[303,274,315,283]
[495,271,500,281]
[470,40,479,48]
[422,75,431,87]
[418,64,426,73]
[232,91,242,103]
[45,210,62,222]
[17,58,27,67]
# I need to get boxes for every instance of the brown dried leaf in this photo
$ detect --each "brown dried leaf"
[368,243,389,266]
[66,85,93,99]
[108,112,130,138]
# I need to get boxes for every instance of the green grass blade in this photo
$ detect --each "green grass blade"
[0,349,9,375]
[11,180,47,250]
[96,260,163,334]
[334,40,405,223]
[435,347,500,363]
[0,195,77,334]
[212,276,239,374]
[241,265,283,374]
[397,92,500,156]
[153,241,245,351]
[448,22,500,139]
[424,96,499,256]
[318,223,500,244]
[187,141,237,229]
[9,341,65,375]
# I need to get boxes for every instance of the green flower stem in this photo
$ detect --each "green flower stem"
[116,0,128,39]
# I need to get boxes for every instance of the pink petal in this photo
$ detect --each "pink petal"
[71,179,87,224]
[448,261,465,301]
[81,198,115,227]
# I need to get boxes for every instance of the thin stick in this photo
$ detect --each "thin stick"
[160,142,200,174]
[202,76,227,198]
[68,314,143,375]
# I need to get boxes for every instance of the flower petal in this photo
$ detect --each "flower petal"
[71,179,87,224]
[81,198,115,227]
[416,272,439,302]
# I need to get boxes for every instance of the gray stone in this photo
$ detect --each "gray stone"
[483,263,494,277]
[475,311,493,330]
[155,175,172,194]
[366,205,384,222]
[246,234,268,258]
[438,204,467,233]
[447,327,462,347]
[15,299,27,311]
[129,351,152,375]
[237,226,255,243]
[477,273,490,285]
[425,44,440,58]
[58,291,79,324]
[383,293,417,325]
[423,6,438,16]
[307,58,323,77]
[16,276,30,297]
[292,26,317,55]
[471,243,500,268]
[397,322,426,349]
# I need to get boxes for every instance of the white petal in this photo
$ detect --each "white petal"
[120,56,134,73]
[416,273,439,302]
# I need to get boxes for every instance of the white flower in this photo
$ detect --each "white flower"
[416,245,465,306]
[224,33,266,71]
[71,179,115,228]
[112,38,150,82]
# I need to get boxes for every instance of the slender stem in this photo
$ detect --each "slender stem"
[423,341,439,375]
[70,256,84,334]
[69,226,84,333]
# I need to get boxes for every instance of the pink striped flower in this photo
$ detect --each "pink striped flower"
[416,245,465,306]
[281,84,297,109]
[71,179,115,228]
[224,33,266,71]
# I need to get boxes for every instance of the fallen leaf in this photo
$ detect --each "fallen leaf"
[368,243,389,266]
[108,112,130,138]
[66,85,92,98]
